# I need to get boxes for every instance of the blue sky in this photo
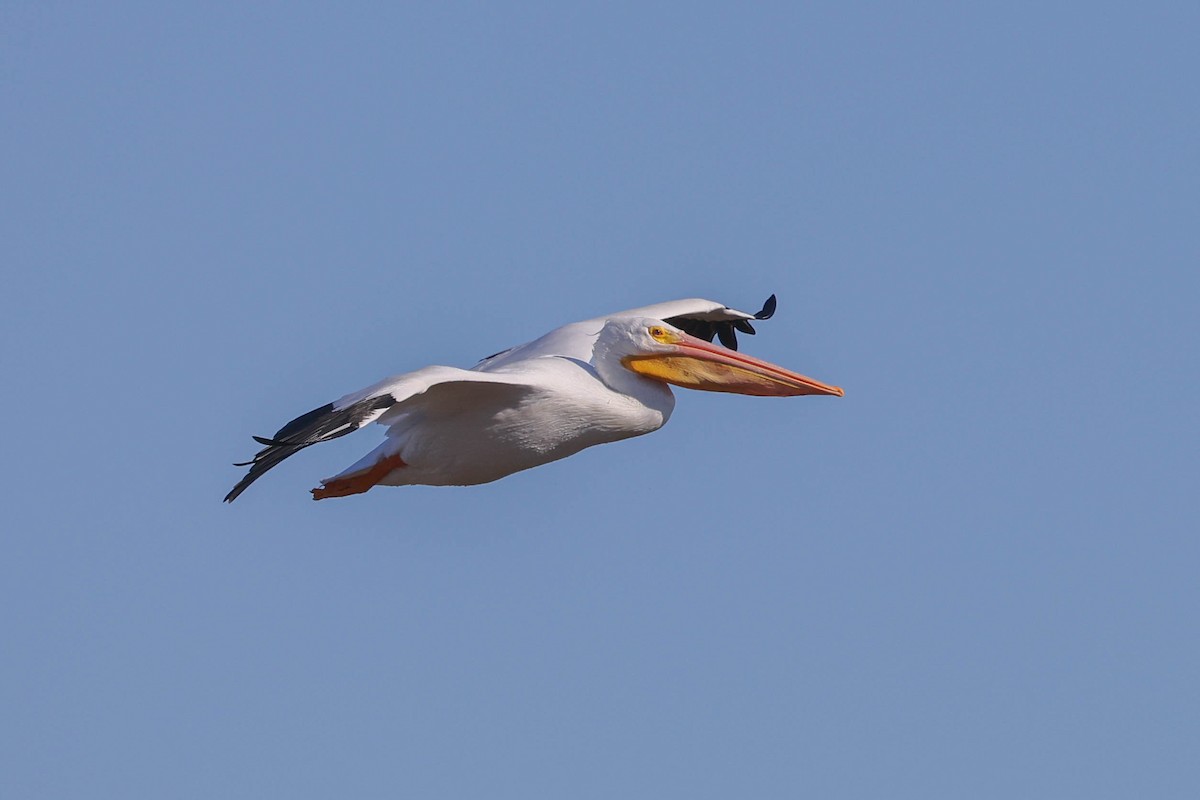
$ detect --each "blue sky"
[3,2,1197,797]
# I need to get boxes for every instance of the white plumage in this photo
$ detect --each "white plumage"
[225,296,842,502]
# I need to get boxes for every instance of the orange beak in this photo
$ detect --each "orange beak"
[623,331,844,397]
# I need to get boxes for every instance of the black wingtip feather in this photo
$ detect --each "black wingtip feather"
[733,319,756,335]
[663,294,778,353]
[224,442,309,503]
[755,294,777,320]
[273,403,336,441]
[225,394,396,503]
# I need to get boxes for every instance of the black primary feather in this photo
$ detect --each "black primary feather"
[664,294,776,352]
[733,319,756,334]
[273,402,338,441]
[755,294,777,320]
[224,394,395,503]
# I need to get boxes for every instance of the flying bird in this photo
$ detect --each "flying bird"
[225,295,842,502]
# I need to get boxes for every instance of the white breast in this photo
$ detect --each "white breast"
[377,357,673,487]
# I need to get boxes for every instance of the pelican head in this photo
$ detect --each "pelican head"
[598,317,844,398]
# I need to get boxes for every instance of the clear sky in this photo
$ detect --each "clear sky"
[2,2,1197,797]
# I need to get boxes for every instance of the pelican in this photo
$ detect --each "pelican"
[225,295,842,502]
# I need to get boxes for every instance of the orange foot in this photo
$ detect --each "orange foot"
[311,453,407,500]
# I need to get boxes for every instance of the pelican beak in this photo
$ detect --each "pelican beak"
[623,331,844,397]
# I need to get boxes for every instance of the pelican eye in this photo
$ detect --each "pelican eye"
[648,325,670,342]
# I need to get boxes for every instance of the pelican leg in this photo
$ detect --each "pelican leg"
[311,453,407,500]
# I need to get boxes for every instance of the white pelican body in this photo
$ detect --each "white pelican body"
[225,296,842,502]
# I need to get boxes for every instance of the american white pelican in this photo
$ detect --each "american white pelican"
[225,295,842,502]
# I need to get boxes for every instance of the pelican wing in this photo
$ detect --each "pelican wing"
[657,295,776,352]
[601,295,772,324]
[225,367,534,502]
[475,294,777,368]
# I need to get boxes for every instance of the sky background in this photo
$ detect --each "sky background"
[2,2,1198,797]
